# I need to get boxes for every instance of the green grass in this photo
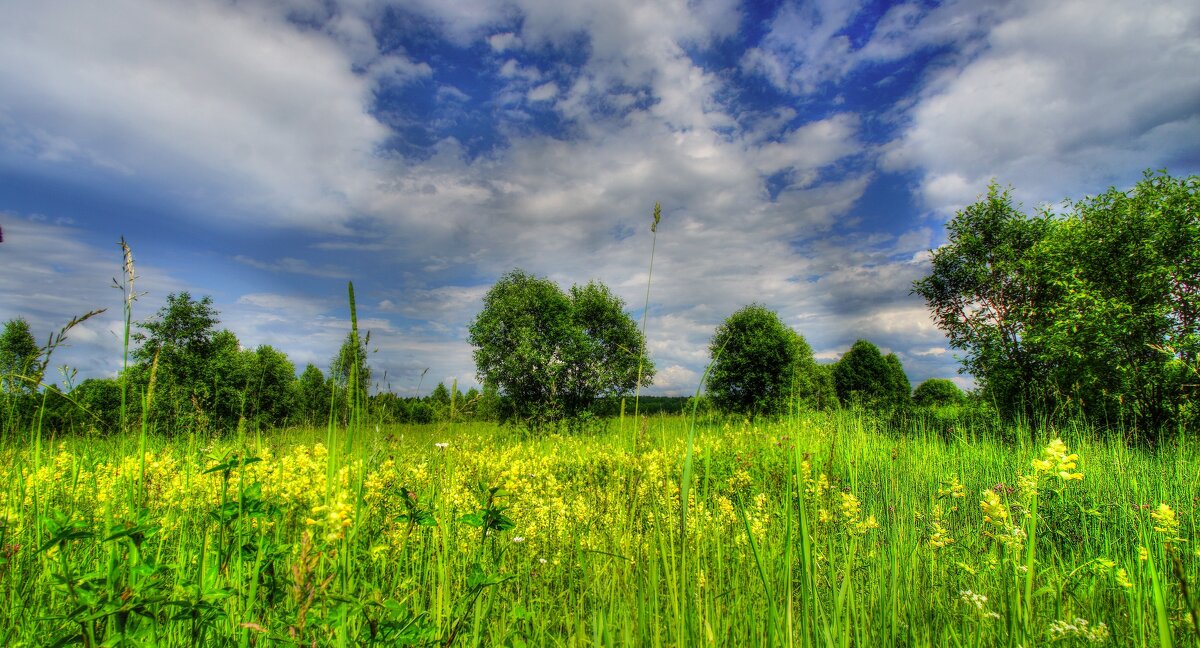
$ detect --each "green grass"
[0,412,1195,646]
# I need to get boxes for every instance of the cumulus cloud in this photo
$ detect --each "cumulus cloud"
[883,0,1200,213]
[0,0,404,230]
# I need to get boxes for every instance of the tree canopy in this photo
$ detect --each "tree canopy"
[0,318,40,394]
[915,170,1199,434]
[468,269,652,430]
[833,339,902,409]
[706,304,825,417]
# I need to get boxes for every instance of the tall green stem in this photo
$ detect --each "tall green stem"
[634,203,661,425]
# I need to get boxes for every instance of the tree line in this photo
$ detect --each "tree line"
[2,170,1193,440]
[0,293,498,436]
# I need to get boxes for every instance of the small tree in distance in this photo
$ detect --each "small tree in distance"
[833,339,893,408]
[706,304,820,418]
[913,378,965,408]
[0,317,40,394]
[468,269,653,431]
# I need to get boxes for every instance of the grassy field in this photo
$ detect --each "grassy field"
[0,411,1196,646]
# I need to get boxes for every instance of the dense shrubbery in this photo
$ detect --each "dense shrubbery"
[914,171,1198,437]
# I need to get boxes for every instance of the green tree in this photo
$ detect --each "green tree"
[0,317,40,394]
[330,331,370,393]
[1031,171,1199,429]
[917,171,1199,433]
[799,362,839,411]
[131,292,222,433]
[912,378,964,408]
[706,304,815,417]
[468,269,652,430]
[833,339,892,408]
[296,364,330,424]
[244,345,296,429]
[883,353,912,408]
[330,331,371,424]
[206,329,249,430]
[912,184,1054,419]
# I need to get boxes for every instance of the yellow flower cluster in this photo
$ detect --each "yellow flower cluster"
[1031,438,1083,482]
[1151,503,1184,543]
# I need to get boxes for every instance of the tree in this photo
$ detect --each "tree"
[706,304,815,417]
[916,171,1199,433]
[296,364,330,424]
[912,184,1054,419]
[468,269,653,430]
[330,331,371,392]
[330,330,371,424]
[883,353,912,408]
[798,362,839,411]
[244,345,296,429]
[0,317,40,394]
[131,292,222,433]
[1030,171,1199,429]
[833,339,892,408]
[913,379,964,408]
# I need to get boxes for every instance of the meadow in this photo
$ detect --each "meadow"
[1,410,1196,647]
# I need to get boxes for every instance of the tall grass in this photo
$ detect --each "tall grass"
[0,410,1195,646]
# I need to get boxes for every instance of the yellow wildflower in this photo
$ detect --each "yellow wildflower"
[1032,438,1083,481]
[1151,503,1183,542]
[980,490,1009,527]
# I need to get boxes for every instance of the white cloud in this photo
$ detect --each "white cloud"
[884,0,1200,213]
[0,214,188,382]
[0,0,406,230]
[488,32,522,52]
[527,81,559,102]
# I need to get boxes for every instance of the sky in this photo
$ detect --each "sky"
[1,0,1198,397]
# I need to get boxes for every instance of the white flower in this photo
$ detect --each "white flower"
[434,442,449,449]
[512,536,525,543]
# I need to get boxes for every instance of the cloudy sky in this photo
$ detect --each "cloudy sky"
[1,0,1198,396]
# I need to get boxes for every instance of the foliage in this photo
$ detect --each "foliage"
[244,345,297,429]
[833,339,900,408]
[883,353,912,408]
[0,317,41,394]
[329,330,371,426]
[912,378,964,408]
[915,171,1199,434]
[1030,171,1199,430]
[296,364,330,425]
[130,292,223,433]
[468,269,653,430]
[912,184,1053,420]
[706,304,821,417]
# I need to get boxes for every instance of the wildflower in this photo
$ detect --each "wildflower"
[959,589,988,610]
[1139,546,1150,562]
[929,522,955,551]
[1032,438,1083,481]
[434,442,449,450]
[1150,503,1183,542]
[1048,617,1110,643]
[512,536,525,543]
[981,490,1009,528]
[937,477,966,499]
[1115,568,1134,590]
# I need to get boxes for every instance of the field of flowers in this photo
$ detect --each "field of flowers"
[0,412,1196,646]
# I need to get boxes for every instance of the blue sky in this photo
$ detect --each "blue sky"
[2,0,1198,396]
